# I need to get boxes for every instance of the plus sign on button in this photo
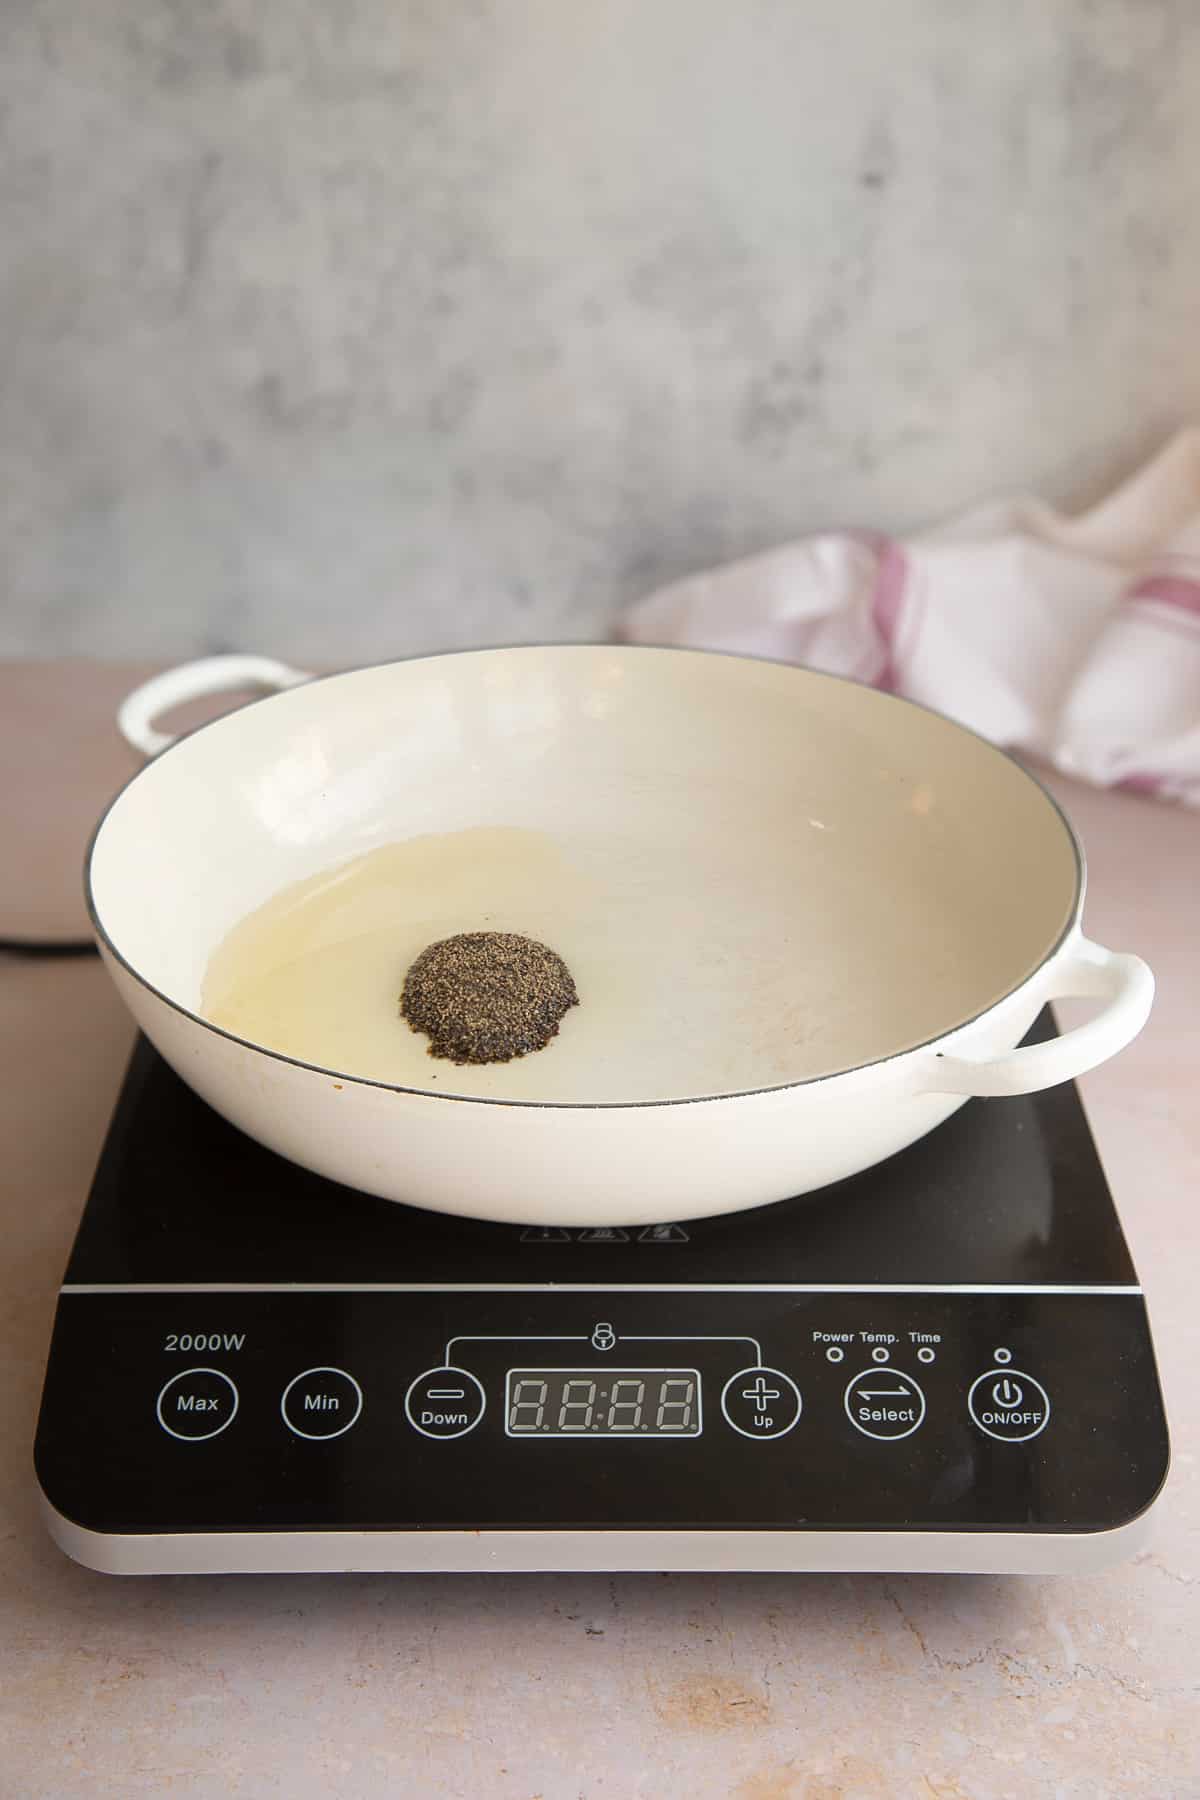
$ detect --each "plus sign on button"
[720,1366,802,1440]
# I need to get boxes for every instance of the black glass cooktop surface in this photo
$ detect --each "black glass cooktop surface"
[40,1011,1169,1553]
[65,1011,1136,1289]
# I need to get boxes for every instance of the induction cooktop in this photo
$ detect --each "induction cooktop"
[35,1012,1169,1574]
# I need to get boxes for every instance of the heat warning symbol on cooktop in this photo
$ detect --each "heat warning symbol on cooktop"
[844,1367,926,1441]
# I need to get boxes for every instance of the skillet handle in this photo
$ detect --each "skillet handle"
[118,656,312,757]
[920,936,1154,1098]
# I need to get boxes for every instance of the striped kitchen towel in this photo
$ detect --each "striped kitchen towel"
[620,429,1200,806]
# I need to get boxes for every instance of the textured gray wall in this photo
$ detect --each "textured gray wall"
[3,2,1200,662]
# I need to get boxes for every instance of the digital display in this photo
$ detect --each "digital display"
[505,1368,702,1438]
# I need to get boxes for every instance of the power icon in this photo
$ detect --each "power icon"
[968,1368,1050,1443]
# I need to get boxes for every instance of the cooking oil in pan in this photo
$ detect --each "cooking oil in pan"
[201,819,991,1104]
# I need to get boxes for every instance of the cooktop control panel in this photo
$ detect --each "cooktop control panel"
[36,1288,1167,1537]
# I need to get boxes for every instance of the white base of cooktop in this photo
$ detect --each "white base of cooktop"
[41,1495,1160,1578]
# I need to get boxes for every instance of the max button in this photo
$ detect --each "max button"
[156,1368,238,1441]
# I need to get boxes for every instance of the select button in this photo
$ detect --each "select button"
[845,1367,926,1440]
[281,1367,363,1440]
[156,1367,238,1441]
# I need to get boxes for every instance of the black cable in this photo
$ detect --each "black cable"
[0,938,100,958]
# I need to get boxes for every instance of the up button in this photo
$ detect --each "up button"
[720,1367,803,1440]
[968,1368,1050,1443]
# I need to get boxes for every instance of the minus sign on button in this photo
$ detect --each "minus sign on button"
[428,1388,466,1400]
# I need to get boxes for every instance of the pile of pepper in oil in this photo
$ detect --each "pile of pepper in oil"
[401,931,578,1065]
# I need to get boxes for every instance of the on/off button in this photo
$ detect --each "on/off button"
[968,1369,1050,1443]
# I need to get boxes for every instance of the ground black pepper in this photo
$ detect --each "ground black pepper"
[401,931,579,1065]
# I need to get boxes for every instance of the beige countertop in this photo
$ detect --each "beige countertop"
[1,662,1197,1799]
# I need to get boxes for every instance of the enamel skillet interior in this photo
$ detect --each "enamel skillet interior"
[86,648,1081,1107]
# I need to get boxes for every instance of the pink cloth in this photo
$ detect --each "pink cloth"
[620,430,1200,806]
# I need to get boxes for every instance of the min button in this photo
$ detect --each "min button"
[156,1367,238,1441]
[281,1367,364,1440]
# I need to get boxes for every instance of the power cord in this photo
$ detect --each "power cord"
[0,938,99,958]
